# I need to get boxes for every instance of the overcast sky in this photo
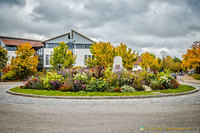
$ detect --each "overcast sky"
[0,0,200,59]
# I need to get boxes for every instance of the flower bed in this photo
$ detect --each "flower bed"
[20,65,179,93]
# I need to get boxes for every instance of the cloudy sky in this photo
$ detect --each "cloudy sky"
[0,0,200,59]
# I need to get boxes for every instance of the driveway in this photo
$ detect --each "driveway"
[0,80,199,133]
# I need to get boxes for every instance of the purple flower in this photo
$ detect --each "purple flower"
[51,81,54,83]
[74,81,77,83]
[54,84,56,86]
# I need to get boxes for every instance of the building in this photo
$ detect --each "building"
[132,57,142,71]
[0,29,94,69]
[0,36,44,69]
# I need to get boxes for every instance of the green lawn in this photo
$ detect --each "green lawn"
[153,84,196,93]
[191,74,200,80]
[9,84,196,97]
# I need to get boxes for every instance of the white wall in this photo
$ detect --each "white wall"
[74,49,91,67]
[7,51,16,64]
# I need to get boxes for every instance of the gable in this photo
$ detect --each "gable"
[72,31,94,44]
[45,34,69,43]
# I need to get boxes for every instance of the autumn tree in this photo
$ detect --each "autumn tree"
[115,43,138,70]
[10,43,38,79]
[50,42,76,69]
[0,47,8,70]
[86,42,115,68]
[139,52,160,72]
[182,41,200,73]
[164,55,181,72]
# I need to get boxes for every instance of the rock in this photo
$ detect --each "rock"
[142,85,152,91]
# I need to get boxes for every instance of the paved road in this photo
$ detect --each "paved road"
[0,80,200,133]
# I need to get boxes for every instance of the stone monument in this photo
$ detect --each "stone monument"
[112,56,123,72]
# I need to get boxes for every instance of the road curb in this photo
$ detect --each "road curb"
[6,86,199,99]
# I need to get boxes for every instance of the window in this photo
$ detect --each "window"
[84,55,92,65]
[45,43,59,48]
[85,44,91,49]
[46,55,51,65]
[75,44,92,49]
[76,44,84,49]
[6,46,17,51]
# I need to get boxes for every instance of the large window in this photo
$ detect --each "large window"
[6,46,17,51]
[84,55,92,65]
[45,43,59,48]
[75,44,92,49]
[45,55,51,65]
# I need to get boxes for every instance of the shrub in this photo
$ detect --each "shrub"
[74,72,88,84]
[41,72,63,89]
[132,76,143,91]
[72,80,86,92]
[3,70,16,80]
[48,80,62,90]
[121,85,135,92]
[170,79,179,89]
[114,87,122,92]
[87,78,108,92]
[159,75,173,89]
[149,80,162,90]
[23,78,44,89]
[59,82,73,91]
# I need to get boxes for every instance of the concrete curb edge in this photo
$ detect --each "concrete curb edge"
[6,86,199,99]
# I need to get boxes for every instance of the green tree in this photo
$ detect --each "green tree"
[10,43,38,79]
[164,55,182,72]
[50,42,76,69]
[0,47,8,70]
[115,43,138,70]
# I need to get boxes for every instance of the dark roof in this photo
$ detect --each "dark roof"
[43,32,70,42]
[1,39,43,47]
[0,36,42,42]
[71,29,95,43]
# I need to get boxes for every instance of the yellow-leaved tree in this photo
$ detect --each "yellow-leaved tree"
[182,41,200,73]
[87,42,115,68]
[10,43,39,79]
[115,43,138,70]
[139,52,160,72]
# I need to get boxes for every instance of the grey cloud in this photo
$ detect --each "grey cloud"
[0,0,25,6]
[0,0,200,58]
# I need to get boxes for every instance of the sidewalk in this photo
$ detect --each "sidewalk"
[179,75,200,84]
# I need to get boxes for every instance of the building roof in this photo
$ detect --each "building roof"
[134,57,142,65]
[1,39,44,47]
[0,36,41,42]
[43,32,70,42]
[71,29,95,43]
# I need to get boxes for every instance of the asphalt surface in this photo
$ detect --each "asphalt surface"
[0,79,200,133]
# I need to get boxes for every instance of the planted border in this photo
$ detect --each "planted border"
[7,84,198,99]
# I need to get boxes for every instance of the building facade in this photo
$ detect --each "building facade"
[0,29,94,69]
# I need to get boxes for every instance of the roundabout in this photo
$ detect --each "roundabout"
[0,78,200,133]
